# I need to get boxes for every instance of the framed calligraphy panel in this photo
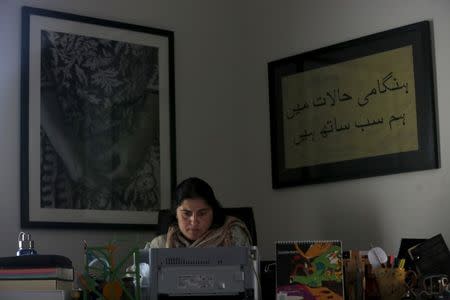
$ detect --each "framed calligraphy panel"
[268,21,439,188]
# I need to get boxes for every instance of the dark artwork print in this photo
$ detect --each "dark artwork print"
[40,30,160,211]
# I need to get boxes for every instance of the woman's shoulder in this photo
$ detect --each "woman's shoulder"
[228,220,251,246]
[144,234,167,249]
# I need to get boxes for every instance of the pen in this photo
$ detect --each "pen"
[398,259,405,269]
[389,255,395,268]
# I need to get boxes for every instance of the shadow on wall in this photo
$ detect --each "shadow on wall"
[315,190,383,251]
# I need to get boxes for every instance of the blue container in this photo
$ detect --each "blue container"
[17,232,37,256]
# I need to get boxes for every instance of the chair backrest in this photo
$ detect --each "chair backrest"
[157,206,257,245]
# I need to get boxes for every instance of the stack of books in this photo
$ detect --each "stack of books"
[0,255,73,298]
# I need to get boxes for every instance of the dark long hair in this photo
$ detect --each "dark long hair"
[172,177,226,228]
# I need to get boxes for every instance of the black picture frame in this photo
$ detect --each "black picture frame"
[268,21,439,189]
[21,6,176,228]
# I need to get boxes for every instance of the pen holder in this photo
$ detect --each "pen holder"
[373,268,407,300]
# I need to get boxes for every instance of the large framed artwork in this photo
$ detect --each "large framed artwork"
[21,6,176,228]
[268,21,439,188]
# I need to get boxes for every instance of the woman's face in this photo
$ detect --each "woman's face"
[176,197,213,241]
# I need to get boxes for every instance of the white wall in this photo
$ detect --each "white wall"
[245,0,450,260]
[1,0,450,278]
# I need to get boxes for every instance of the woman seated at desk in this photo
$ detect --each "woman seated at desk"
[147,177,252,248]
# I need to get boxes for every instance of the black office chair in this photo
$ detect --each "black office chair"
[156,207,257,245]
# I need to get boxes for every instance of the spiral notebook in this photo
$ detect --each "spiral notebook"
[276,240,344,300]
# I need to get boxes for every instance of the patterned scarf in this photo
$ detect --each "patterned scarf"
[165,216,252,248]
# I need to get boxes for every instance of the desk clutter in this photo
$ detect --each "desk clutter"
[272,234,450,300]
[0,254,75,299]
[343,233,450,300]
[343,249,408,300]
[0,232,75,299]
[275,240,344,300]
[2,233,450,300]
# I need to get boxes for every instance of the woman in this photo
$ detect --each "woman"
[146,177,252,248]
